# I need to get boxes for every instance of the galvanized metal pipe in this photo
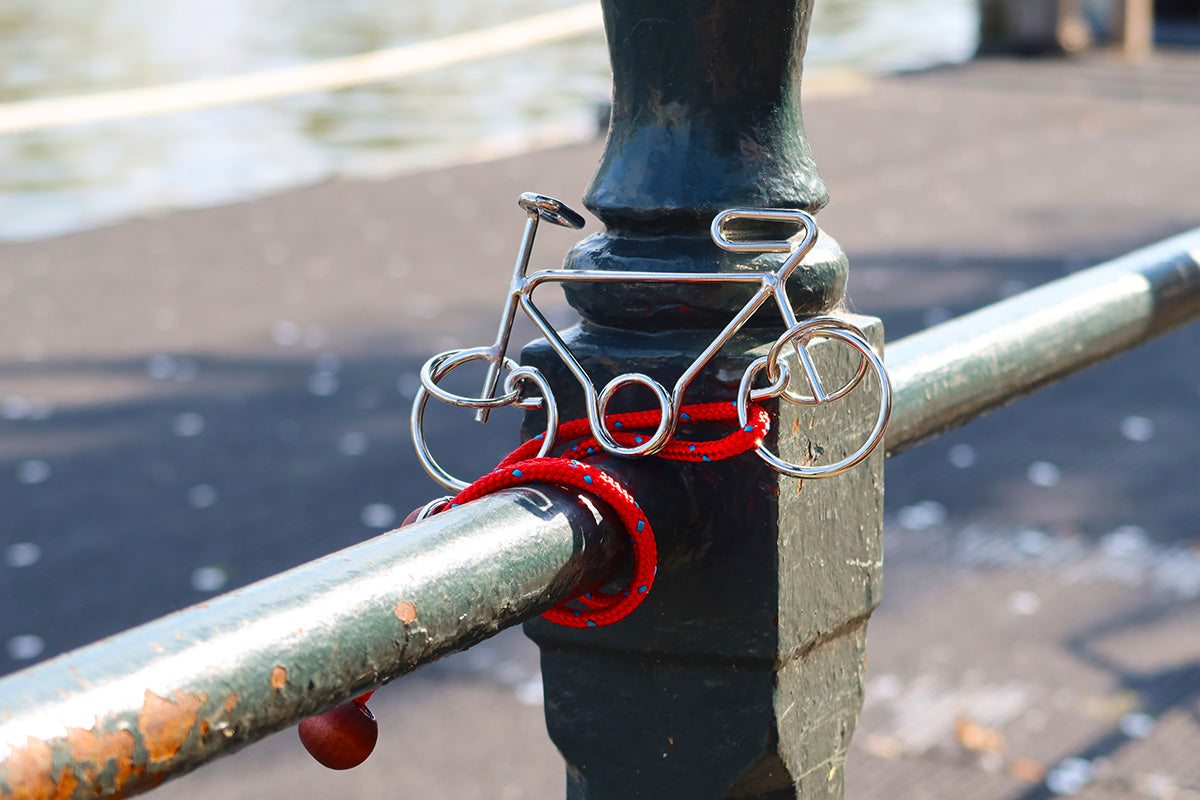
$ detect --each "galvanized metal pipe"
[0,486,626,800]
[885,228,1200,455]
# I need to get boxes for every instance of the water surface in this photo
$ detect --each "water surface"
[0,0,977,240]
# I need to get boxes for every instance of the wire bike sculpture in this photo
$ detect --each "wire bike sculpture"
[411,193,891,491]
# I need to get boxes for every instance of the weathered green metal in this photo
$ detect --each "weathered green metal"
[524,331,884,800]
[885,228,1200,456]
[561,0,847,331]
[521,2,883,798]
[0,485,648,800]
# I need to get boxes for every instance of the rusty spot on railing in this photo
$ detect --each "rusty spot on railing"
[137,689,205,763]
[2,723,156,799]
[50,772,78,800]
[270,667,287,691]
[2,736,60,800]
[65,726,137,789]
[394,601,418,623]
[223,694,238,713]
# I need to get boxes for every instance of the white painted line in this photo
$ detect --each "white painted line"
[0,4,603,136]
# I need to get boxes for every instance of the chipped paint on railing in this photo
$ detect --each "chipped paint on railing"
[0,485,629,800]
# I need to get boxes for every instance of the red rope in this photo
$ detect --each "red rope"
[430,401,769,628]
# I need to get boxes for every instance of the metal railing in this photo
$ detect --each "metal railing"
[0,485,629,799]
[1,229,1197,800]
[887,227,1200,454]
[3,0,1199,796]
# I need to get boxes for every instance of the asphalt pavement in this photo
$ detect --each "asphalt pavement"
[2,51,1199,799]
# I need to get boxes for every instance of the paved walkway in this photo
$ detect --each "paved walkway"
[2,51,1199,798]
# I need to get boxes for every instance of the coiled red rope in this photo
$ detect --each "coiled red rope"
[301,400,771,770]
[429,400,770,628]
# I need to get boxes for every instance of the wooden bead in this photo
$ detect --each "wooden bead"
[297,506,423,770]
[298,700,378,770]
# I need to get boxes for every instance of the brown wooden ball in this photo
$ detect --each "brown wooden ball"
[298,701,378,770]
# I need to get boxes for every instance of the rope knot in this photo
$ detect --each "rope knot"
[428,401,769,627]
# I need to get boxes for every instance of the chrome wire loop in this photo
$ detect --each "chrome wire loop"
[743,357,793,403]
[419,348,523,409]
[412,352,557,491]
[737,319,891,478]
[765,317,871,406]
[414,496,453,521]
[410,194,892,488]
[592,373,675,457]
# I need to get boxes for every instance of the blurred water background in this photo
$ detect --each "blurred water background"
[0,0,977,241]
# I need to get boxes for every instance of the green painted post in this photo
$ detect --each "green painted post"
[521,1,884,798]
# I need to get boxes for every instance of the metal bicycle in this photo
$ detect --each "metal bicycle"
[411,193,892,491]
